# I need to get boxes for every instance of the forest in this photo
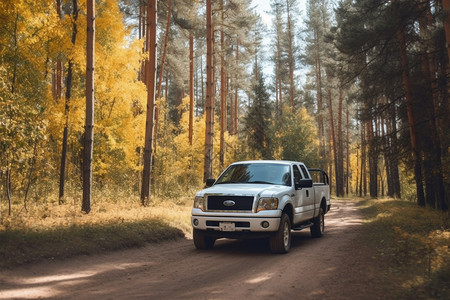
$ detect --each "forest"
[0,0,449,216]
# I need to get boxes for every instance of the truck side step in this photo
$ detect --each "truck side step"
[292,222,313,231]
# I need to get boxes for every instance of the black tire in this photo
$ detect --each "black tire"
[193,229,215,250]
[310,207,324,238]
[269,213,291,254]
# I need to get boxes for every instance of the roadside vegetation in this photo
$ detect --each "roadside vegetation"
[0,195,192,269]
[354,198,449,299]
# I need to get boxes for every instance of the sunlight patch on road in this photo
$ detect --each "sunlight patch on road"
[245,272,274,284]
[19,271,97,285]
[0,261,154,299]
[0,286,57,299]
[0,271,97,299]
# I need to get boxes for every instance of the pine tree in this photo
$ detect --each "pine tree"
[141,0,158,206]
[82,0,95,214]
[245,66,272,159]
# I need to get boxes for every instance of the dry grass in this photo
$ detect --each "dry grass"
[355,198,450,299]
[0,195,193,269]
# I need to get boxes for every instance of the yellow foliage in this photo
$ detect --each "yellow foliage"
[152,96,239,198]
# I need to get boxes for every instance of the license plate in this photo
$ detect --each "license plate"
[219,222,235,232]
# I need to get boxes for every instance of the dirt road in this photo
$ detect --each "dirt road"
[0,201,392,299]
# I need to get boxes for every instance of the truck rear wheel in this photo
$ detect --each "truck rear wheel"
[310,207,324,237]
[193,229,215,249]
[269,213,291,254]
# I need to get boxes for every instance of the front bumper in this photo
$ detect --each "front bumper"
[191,214,281,234]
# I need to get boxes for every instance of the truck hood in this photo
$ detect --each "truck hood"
[196,183,291,198]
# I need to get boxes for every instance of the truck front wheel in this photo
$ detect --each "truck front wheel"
[193,229,216,250]
[269,213,291,254]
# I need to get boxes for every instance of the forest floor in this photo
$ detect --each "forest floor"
[0,198,449,299]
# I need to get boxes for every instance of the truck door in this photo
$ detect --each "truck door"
[299,164,315,219]
[293,165,314,223]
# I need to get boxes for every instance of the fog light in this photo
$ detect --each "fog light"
[193,219,199,226]
[261,221,270,228]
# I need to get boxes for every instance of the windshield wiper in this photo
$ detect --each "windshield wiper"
[216,180,240,184]
[247,181,274,184]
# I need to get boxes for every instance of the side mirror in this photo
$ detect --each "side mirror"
[295,178,313,189]
[205,178,216,187]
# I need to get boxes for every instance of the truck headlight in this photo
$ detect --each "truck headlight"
[257,197,279,212]
[193,196,206,211]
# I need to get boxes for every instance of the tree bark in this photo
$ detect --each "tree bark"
[219,1,226,169]
[337,87,344,197]
[53,0,62,102]
[315,31,325,170]
[6,167,11,216]
[203,0,214,182]
[394,1,425,206]
[441,0,450,64]
[286,0,295,108]
[367,116,377,198]
[139,4,146,82]
[360,121,366,197]
[189,33,194,145]
[141,0,158,206]
[419,2,447,210]
[326,76,341,197]
[156,0,171,99]
[82,0,95,214]
[234,44,239,135]
[59,0,78,205]
[345,104,350,195]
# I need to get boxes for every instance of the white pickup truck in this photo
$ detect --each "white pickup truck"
[191,160,331,253]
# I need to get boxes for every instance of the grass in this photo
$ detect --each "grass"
[355,198,450,299]
[0,196,192,269]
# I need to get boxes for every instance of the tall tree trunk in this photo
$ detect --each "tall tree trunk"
[315,31,325,170]
[441,0,450,64]
[273,2,283,113]
[390,105,401,199]
[286,0,295,108]
[229,44,235,136]
[82,0,95,214]
[381,105,393,198]
[367,116,377,198]
[326,76,339,196]
[219,0,226,169]
[54,0,62,102]
[394,1,426,206]
[203,0,214,182]
[59,0,78,205]
[141,0,158,206]
[346,104,350,195]
[234,44,239,135]
[24,140,38,211]
[419,3,447,210]
[360,121,366,197]
[189,33,194,145]
[337,87,344,197]
[356,143,360,196]
[153,0,172,156]
[6,167,11,216]
[156,0,171,99]
[139,4,146,82]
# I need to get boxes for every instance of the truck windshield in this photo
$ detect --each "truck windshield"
[215,163,291,186]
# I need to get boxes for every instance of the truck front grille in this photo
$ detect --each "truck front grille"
[206,221,250,227]
[207,195,254,211]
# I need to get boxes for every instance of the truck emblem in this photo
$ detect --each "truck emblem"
[223,200,236,207]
